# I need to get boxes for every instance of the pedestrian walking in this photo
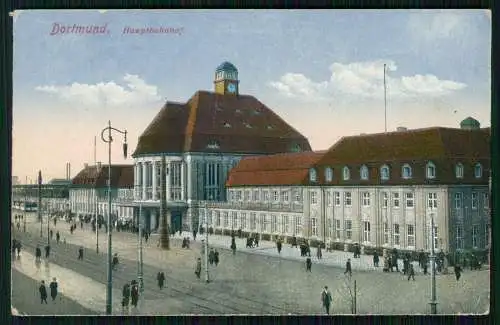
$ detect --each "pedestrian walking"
[144,232,149,243]
[35,246,42,262]
[454,265,462,281]
[130,281,139,307]
[373,251,379,267]
[56,231,60,244]
[277,239,282,254]
[49,229,53,240]
[316,245,322,260]
[80,220,83,229]
[39,281,48,304]
[16,241,21,257]
[306,257,312,272]
[321,286,333,315]
[78,246,84,260]
[53,217,57,227]
[230,237,236,255]
[423,261,428,275]
[122,283,130,310]
[214,250,220,266]
[407,263,415,281]
[157,271,165,290]
[344,258,352,277]
[193,229,197,241]
[209,248,215,265]
[17,222,20,231]
[12,239,17,255]
[195,258,202,279]
[49,278,58,301]
[44,245,50,259]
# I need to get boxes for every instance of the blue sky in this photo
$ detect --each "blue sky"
[12,9,491,182]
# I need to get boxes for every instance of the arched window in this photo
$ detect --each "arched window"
[360,165,369,180]
[325,167,333,182]
[455,163,464,179]
[343,166,350,180]
[380,165,390,181]
[309,168,317,182]
[401,164,412,179]
[426,161,436,179]
[474,163,483,178]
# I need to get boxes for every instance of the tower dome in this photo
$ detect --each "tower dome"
[214,61,239,95]
[460,117,480,130]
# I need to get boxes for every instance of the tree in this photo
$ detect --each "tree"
[339,275,358,314]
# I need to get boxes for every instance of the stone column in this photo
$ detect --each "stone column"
[166,162,172,201]
[140,162,146,201]
[152,161,157,201]
[181,160,186,201]
[186,156,193,202]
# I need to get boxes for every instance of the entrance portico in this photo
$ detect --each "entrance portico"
[127,201,189,233]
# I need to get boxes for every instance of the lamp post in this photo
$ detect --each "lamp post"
[47,202,50,246]
[204,211,210,283]
[100,120,128,315]
[429,213,437,314]
[38,171,42,237]
[138,203,144,294]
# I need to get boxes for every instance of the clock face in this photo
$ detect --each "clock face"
[227,83,236,93]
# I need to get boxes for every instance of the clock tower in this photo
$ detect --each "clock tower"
[214,61,239,95]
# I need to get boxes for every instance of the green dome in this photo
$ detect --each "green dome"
[216,61,237,72]
[460,117,480,129]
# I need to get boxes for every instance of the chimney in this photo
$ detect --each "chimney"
[396,127,408,132]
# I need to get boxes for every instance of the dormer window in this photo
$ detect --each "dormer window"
[290,143,302,153]
[206,140,220,149]
[267,125,274,130]
[253,109,261,115]
[343,166,350,180]
[402,164,412,179]
[426,161,436,179]
[360,165,369,180]
[243,122,252,128]
[474,163,483,178]
[325,167,333,182]
[223,122,231,128]
[380,165,390,181]
[309,168,317,182]
[455,163,464,179]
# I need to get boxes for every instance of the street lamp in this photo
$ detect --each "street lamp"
[100,120,128,315]
[429,213,437,314]
[204,211,210,283]
[138,203,144,294]
[38,171,42,237]
[47,202,50,246]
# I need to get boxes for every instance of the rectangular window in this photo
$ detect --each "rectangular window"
[456,225,464,249]
[334,192,341,206]
[363,221,370,242]
[310,191,317,204]
[344,192,352,206]
[472,224,479,248]
[384,223,389,244]
[382,192,388,208]
[454,193,462,209]
[273,191,279,202]
[271,214,277,233]
[405,192,414,208]
[393,224,400,245]
[335,219,341,239]
[282,191,289,203]
[236,191,242,201]
[294,190,301,202]
[244,191,250,201]
[311,218,318,236]
[263,191,270,202]
[483,193,489,209]
[433,226,439,249]
[327,192,332,206]
[216,211,221,227]
[252,190,259,201]
[427,193,437,209]
[344,220,352,240]
[295,216,302,235]
[283,215,289,234]
[392,193,400,208]
[250,213,257,230]
[362,192,371,207]
[223,212,229,227]
[231,211,238,229]
[260,214,267,232]
[407,224,415,247]
[472,192,478,209]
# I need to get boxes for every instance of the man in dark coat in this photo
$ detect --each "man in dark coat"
[49,278,58,301]
[195,258,202,279]
[344,258,352,277]
[157,271,165,290]
[56,231,60,244]
[306,257,312,272]
[45,245,50,259]
[321,286,333,315]
[16,241,22,257]
[49,229,53,240]
[39,280,48,304]
[316,245,322,260]
[12,239,17,255]
[230,237,236,255]
[373,251,380,267]
[35,246,42,262]
[78,246,84,260]
[130,281,139,307]
[454,264,462,281]
[209,249,215,265]
[122,283,130,309]
[214,250,220,266]
[193,229,197,241]
[277,240,282,254]
[407,263,415,281]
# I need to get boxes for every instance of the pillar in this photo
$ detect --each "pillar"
[166,162,171,201]
[186,156,193,202]
[142,162,147,200]
[181,160,186,201]
[152,161,157,201]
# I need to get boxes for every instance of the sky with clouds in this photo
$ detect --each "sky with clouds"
[12,9,491,182]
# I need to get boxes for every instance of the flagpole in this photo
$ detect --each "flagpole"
[384,63,387,133]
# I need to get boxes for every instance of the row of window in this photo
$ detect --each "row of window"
[310,162,485,182]
[229,189,302,203]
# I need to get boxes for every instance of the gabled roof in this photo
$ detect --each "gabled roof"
[133,91,311,156]
[71,165,134,188]
[226,151,326,187]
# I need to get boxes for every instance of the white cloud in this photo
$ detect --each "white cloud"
[406,10,470,41]
[268,60,466,101]
[35,74,162,108]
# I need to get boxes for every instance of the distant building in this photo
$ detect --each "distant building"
[130,62,311,233]
[70,163,134,221]
[199,118,490,254]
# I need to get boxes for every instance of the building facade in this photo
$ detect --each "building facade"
[70,163,134,222]
[130,62,312,233]
[199,119,490,254]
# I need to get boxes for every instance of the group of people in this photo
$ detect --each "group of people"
[13,214,25,232]
[121,280,140,310]
[38,278,58,304]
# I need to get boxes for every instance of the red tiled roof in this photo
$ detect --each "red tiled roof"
[226,151,326,187]
[312,127,490,186]
[71,165,134,188]
[133,91,311,156]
